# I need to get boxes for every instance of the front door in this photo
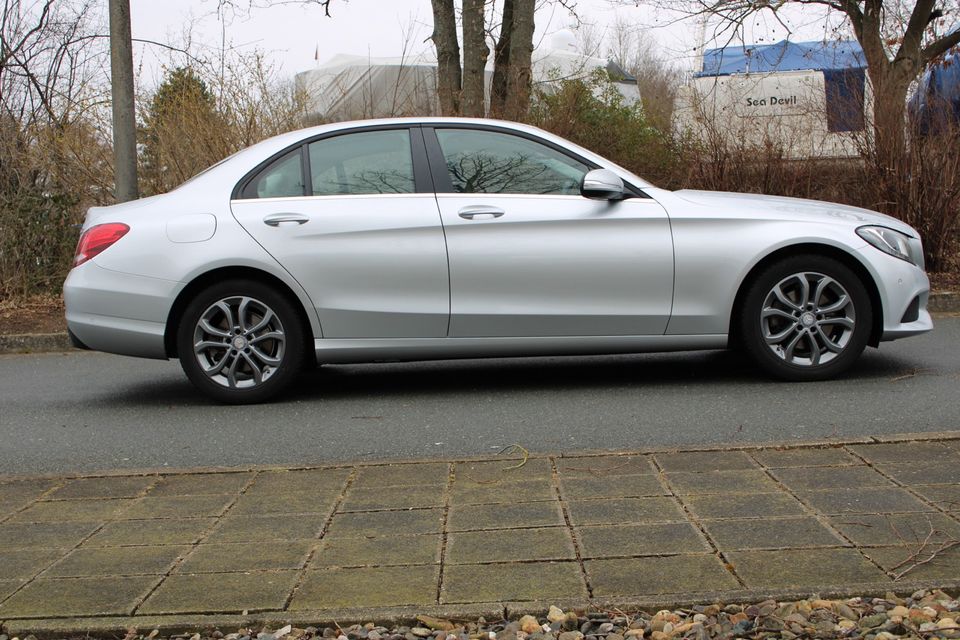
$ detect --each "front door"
[230,127,449,338]
[425,126,674,338]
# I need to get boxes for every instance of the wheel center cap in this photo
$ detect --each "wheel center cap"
[800,312,816,327]
[232,336,248,349]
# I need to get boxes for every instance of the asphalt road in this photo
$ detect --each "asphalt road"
[2,316,958,475]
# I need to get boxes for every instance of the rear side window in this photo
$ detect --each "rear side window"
[308,129,415,195]
[435,129,589,195]
[242,149,305,199]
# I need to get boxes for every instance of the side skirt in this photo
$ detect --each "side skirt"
[314,334,728,364]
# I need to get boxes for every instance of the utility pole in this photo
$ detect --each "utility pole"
[109,0,138,202]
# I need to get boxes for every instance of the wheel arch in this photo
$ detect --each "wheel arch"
[164,266,317,361]
[728,243,884,349]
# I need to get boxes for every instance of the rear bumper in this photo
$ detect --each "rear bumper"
[64,262,178,359]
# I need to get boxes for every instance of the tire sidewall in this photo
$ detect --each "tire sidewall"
[177,279,306,403]
[740,255,872,381]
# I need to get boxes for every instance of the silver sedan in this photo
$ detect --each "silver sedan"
[64,118,932,403]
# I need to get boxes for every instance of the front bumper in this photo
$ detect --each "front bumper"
[857,247,933,342]
[64,262,179,359]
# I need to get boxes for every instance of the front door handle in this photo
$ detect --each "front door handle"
[263,212,309,226]
[458,205,505,220]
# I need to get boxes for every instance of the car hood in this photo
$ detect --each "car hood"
[671,189,917,236]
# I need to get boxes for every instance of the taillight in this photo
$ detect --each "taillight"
[73,223,130,267]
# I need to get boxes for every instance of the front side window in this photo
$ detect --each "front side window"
[309,129,415,195]
[245,149,305,199]
[435,129,589,195]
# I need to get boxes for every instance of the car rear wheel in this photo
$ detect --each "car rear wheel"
[177,280,305,403]
[740,255,872,381]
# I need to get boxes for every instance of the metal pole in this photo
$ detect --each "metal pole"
[109,0,138,202]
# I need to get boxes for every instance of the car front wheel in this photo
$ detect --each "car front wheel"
[740,255,872,381]
[177,280,305,403]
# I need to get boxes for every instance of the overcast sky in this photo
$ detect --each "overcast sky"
[129,0,842,86]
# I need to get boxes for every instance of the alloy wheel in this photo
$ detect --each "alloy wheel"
[192,296,286,389]
[760,271,856,367]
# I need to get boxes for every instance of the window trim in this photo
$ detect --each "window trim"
[231,125,430,200]
[421,124,650,199]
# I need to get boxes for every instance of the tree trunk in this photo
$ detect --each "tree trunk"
[503,0,534,120]
[430,0,461,116]
[461,0,488,117]
[866,60,913,173]
[490,0,514,117]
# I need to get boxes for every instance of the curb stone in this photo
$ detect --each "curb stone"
[1,292,958,356]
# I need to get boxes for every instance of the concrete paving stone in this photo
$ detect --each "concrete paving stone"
[177,541,313,573]
[139,571,298,614]
[312,533,441,567]
[447,527,575,564]
[244,468,351,495]
[339,485,444,512]
[751,448,860,468]
[799,487,935,514]
[45,476,156,500]
[0,579,22,602]
[703,517,845,551]
[560,474,667,499]
[455,458,553,483]
[587,554,739,597]
[682,492,807,520]
[653,451,757,472]
[353,463,449,489]
[205,514,328,543]
[291,565,438,610]
[447,501,565,531]
[874,463,960,485]
[8,498,136,523]
[119,494,235,519]
[0,521,101,550]
[441,561,585,603]
[83,518,216,547]
[567,497,687,526]
[827,512,960,546]
[0,479,58,504]
[0,548,68,579]
[666,470,780,495]
[770,466,894,491]
[848,442,959,464]
[325,508,443,538]
[577,522,709,558]
[727,548,890,588]
[0,575,158,617]
[862,545,960,581]
[910,484,960,511]
[45,545,188,577]
[229,490,339,516]
[149,473,254,496]
[450,478,555,505]
[556,456,655,476]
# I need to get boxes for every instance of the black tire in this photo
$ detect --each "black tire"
[739,254,872,381]
[177,279,306,403]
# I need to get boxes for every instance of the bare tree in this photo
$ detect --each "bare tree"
[431,0,462,115]
[461,0,488,116]
[624,0,960,165]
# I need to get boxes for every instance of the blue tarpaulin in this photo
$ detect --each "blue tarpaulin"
[908,27,960,133]
[697,40,865,77]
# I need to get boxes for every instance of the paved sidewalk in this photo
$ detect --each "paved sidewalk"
[2,436,960,634]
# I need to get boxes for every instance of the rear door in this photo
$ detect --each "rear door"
[230,126,450,338]
[424,125,674,337]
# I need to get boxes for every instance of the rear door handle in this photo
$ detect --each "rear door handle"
[263,212,309,226]
[458,205,505,220]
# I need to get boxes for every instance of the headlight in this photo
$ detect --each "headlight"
[857,226,920,266]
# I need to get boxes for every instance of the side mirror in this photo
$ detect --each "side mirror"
[581,169,626,200]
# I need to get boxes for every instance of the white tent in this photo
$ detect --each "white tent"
[295,31,639,121]
[674,40,872,159]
